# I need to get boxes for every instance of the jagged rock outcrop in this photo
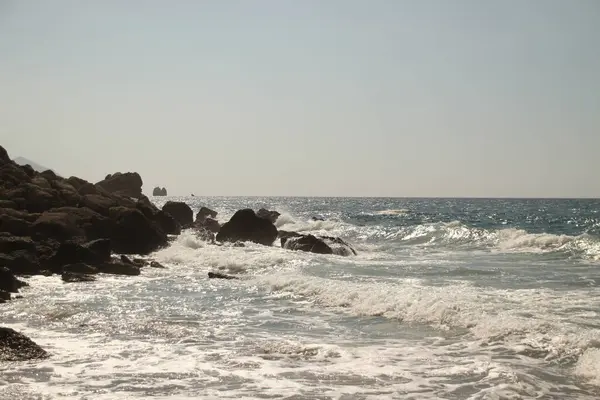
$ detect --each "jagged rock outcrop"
[0,327,48,361]
[162,201,193,229]
[257,208,281,224]
[196,207,217,223]
[281,234,357,256]
[95,172,143,198]
[152,187,167,196]
[216,209,278,246]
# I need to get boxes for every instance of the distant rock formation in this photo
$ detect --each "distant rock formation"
[152,187,167,196]
[95,172,143,199]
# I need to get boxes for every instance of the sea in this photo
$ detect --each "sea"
[2,197,600,399]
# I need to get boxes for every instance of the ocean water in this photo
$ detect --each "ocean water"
[2,197,600,399]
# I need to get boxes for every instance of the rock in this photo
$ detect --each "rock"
[0,252,41,275]
[195,228,215,242]
[0,145,9,165]
[31,207,112,243]
[97,262,141,276]
[0,213,32,236]
[162,201,193,228]
[120,255,134,265]
[257,208,281,224]
[312,216,325,221]
[62,263,98,274]
[195,217,220,234]
[95,172,143,198]
[61,272,97,283]
[281,234,357,256]
[155,211,181,235]
[150,261,166,269]
[109,207,168,255]
[0,267,27,293]
[46,240,111,272]
[152,187,167,196]
[0,327,48,361]
[0,291,10,301]
[0,235,36,254]
[195,206,217,223]
[216,209,278,246]
[208,271,238,280]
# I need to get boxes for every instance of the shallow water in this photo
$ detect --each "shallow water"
[2,197,600,399]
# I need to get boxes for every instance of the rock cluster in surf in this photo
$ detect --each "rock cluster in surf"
[0,144,356,361]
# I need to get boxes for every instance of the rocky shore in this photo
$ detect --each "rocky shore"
[0,144,355,361]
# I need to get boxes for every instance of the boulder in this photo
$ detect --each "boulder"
[257,208,281,224]
[0,235,36,254]
[281,234,356,256]
[195,217,220,234]
[95,172,143,198]
[152,187,167,196]
[62,272,96,283]
[195,206,217,223]
[0,144,9,165]
[31,207,111,242]
[216,209,278,246]
[109,207,168,255]
[162,201,193,228]
[0,252,41,275]
[155,211,181,235]
[46,241,108,272]
[0,327,48,361]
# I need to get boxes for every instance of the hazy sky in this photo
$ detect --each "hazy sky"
[1,0,599,197]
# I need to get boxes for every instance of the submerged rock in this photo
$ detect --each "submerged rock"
[208,271,238,280]
[0,327,48,361]
[281,234,356,256]
[216,209,278,246]
[61,272,96,283]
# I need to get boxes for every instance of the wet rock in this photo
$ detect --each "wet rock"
[0,235,36,254]
[97,262,141,276]
[281,234,356,256]
[0,252,41,275]
[109,207,168,255]
[95,172,143,198]
[46,240,111,272]
[216,209,278,246]
[0,291,11,301]
[162,201,193,228]
[208,271,238,280]
[120,255,134,265]
[61,272,96,283]
[150,261,166,269]
[0,327,48,361]
[62,263,98,274]
[0,266,27,293]
[195,206,217,223]
[195,228,215,242]
[195,217,220,234]
[256,208,280,224]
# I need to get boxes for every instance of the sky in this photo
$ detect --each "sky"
[1,0,599,197]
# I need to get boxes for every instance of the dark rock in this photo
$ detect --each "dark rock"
[0,200,17,209]
[62,272,96,283]
[155,211,181,235]
[31,207,111,242]
[281,234,356,256]
[208,271,238,280]
[0,235,36,254]
[0,252,41,275]
[312,216,325,221]
[132,258,148,267]
[278,230,302,240]
[152,187,167,196]
[0,213,32,236]
[83,239,112,263]
[216,209,278,246]
[40,169,58,181]
[109,207,168,255]
[81,194,118,216]
[257,208,281,224]
[195,206,217,223]
[62,263,98,274]
[0,291,10,301]
[97,262,141,276]
[0,266,28,293]
[0,145,9,165]
[233,242,245,248]
[95,172,143,198]
[162,201,193,228]
[150,261,166,269]
[120,255,133,265]
[0,327,48,361]
[195,228,215,242]
[195,217,220,233]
